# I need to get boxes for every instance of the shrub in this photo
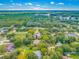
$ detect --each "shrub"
[23,39,32,46]
[27,53,38,59]
[14,40,22,47]
[41,48,47,55]
[43,55,50,59]
[0,45,6,54]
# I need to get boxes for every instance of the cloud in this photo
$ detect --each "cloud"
[36,5,40,6]
[28,3,32,5]
[50,2,55,4]
[0,3,3,5]
[24,3,33,6]
[58,3,64,5]
[12,3,22,6]
[16,3,22,6]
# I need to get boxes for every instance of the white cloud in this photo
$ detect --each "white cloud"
[58,3,64,5]
[16,3,22,6]
[50,2,55,4]
[12,3,22,6]
[24,3,33,6]
[36,5,40,6]
[28,3,32,5]
[0,3,3,5]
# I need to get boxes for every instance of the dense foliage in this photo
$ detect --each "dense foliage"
[0,11,79,59]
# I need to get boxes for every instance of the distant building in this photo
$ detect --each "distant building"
[59,16,70,20]
[0,27,8,34]
[70,16,76,20]
[35,13,50,17]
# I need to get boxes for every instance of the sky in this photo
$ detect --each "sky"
[0,0,79,10]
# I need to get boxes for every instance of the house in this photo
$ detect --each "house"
[0,39,10,45]
[33,39,40,46]
[70,16,76,20]
[63,52,76,56]
[0,27,8,34]
[34,50,42,59]
[67,33,79,37]
[56,41,62,47]
[0,39,14,52]
[11,25,17,32]
[21,26,26,30]
[59,16,70,20]
[33,29,41,39]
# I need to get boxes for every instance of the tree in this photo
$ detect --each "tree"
[50,51,63,59]
[23,39,32,46]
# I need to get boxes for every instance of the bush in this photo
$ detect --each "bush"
[14,40,22,47]
[27,53,38,59]
[23,39,32,46]
[0,45,6,54]
[43,55,50,59]
[4,52,17,59]
[50,51,63,59]
[39,42,47,48]
[41,48,47,55]
[62,44,72,52]
[50,52,58,59]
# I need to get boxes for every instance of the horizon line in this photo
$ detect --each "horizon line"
[0,9,79,11]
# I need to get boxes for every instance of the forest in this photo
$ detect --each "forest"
[0,11,79,59]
